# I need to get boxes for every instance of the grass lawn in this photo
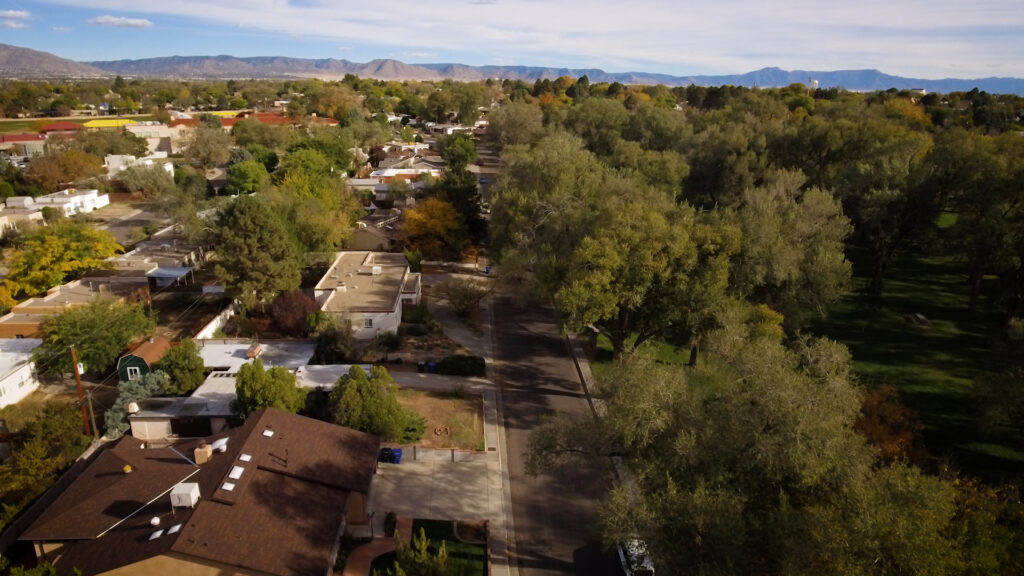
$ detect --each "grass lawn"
[396,389,484,450]
[816,248,1023,479]
[370,519,487,576]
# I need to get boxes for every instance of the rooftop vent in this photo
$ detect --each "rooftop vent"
[372,265,382,276]
[194,442,213,465]
[170,482,201,509]
[211,437,229,453]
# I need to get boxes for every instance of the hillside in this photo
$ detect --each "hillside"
[0,43,106,78]
[2,43,1022,94]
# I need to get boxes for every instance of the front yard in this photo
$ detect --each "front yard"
[396,388,484,451]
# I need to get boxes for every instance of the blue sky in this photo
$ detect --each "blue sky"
[2,0,1023,79]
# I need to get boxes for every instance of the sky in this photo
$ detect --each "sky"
[2,0,1023,80]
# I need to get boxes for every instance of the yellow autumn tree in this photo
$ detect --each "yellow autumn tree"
[400,197,464,260]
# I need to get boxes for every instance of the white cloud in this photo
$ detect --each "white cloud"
[36,0,1024,78]
[0,10,29,19]
[87,15,153,28]
[52,25,73,32]
[1,20,26,28]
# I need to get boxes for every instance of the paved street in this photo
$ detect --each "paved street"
[493,298,621,576]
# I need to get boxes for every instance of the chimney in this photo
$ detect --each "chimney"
[194,442,213,465]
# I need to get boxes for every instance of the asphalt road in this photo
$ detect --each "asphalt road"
[493,297,623,576]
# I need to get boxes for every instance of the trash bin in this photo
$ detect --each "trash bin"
[417,361,425,373]
[427,361,436,373]
[485,266,491,275]
[379,447,394,463]
[392,448,403,464]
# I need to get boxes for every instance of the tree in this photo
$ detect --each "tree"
[433,278,490,318]
[555,197,738,362]
[565,97,629,157]
[5,222,122,297]
[390,527,450,576]
[226,160,270,194]
[528,315,962,575]
[233,359,306,418]
[23,148,104,191]
[437,133,477,170]
[32,300,156,376]
[158,339,206,396]
[213,196,301,312]
[104,371,169,439]
[486,101,544,152]
[400,197,465,260]
[185,124,232,171]
[118,164,176,199]
[271,290,319,337]
[729,170,852,327]
[329,365,423,442]
[73,129,147,157]
[310,319,358,365]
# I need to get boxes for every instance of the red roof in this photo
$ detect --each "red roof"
[169,118,200,128]
[40,121,83,133]
[0,133,46,143]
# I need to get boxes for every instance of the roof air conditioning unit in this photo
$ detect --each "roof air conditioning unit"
[170,482,201,509]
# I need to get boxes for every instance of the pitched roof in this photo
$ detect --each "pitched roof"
[22,408,380,576]
[121,335,173,368]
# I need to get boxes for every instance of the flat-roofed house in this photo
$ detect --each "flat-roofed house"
[313,252,421,340]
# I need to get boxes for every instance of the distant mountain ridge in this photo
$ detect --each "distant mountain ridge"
[2,43,1023,94]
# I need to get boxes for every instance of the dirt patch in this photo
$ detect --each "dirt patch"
[396,389,484,451]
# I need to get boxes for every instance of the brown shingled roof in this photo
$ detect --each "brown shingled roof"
[125,335,173,367]
[21,409,380,576]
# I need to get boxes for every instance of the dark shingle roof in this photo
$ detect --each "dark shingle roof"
[21,409,380,576]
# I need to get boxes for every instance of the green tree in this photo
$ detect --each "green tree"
[433,278,490,318]
[33,300,156,376]
[329,365,422,442]
[233,359,306,418]
[486,101,544,152]
[118,164,176,200]
[214,196,301,312]
[437,133,477,170]
[390,527,450,576]
[104,371,169,439]
[226,159,270,194]
[23,148,104,192]
[158,339,206,396]
[729,170,852,327]
[5,222,122,297]
[185,124,233,171]
[73,129,147,157]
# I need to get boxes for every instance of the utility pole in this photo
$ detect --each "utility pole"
[70,345,91,436]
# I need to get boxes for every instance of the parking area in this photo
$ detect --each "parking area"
[368,449,496,527]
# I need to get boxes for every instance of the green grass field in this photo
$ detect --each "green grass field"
[0,115,158,134]
[816,249,1024,479]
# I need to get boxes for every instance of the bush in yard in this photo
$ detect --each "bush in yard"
[329,365,425,443]
[436,354,486,377]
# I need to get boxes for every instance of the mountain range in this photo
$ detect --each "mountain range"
[2,43,1023,95]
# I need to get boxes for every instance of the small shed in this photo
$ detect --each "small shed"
[117,335,172,382]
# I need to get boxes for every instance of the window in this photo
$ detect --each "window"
[127,366,141,380]
[363,318,373,328]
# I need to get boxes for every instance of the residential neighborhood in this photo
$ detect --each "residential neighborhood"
[1,37,1024,576]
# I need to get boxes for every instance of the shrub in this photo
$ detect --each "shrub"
[436,354,486,377]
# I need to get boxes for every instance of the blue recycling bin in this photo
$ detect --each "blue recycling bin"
[485,266,491,275]
[427,361,436,373]
[392,448,403,464]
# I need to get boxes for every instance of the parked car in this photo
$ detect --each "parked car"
[479,176,488,184]
[617,538,655,576]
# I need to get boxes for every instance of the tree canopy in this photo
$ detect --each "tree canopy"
[233,359,306,418]
[32,299,156,376]
[5,222,122,297]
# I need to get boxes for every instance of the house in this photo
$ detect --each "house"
[20,408,381,576]
[0,338,43,408]
[123,122,175,154]
[367,167,441,184]
[117,336,173,383]
[314,252,421,340]
[105,152,175,180]
[0,133,47,157]
[27,188,111,218]
[0,279,151,339]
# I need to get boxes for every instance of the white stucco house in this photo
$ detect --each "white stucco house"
[0,338,43,408]
[314,251,421,340]
[31,189,111,217]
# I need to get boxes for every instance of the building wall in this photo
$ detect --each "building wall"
[0,361,40,408]
[345,308,401,341]
[0,317,42,339]
[128,418,174,442]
